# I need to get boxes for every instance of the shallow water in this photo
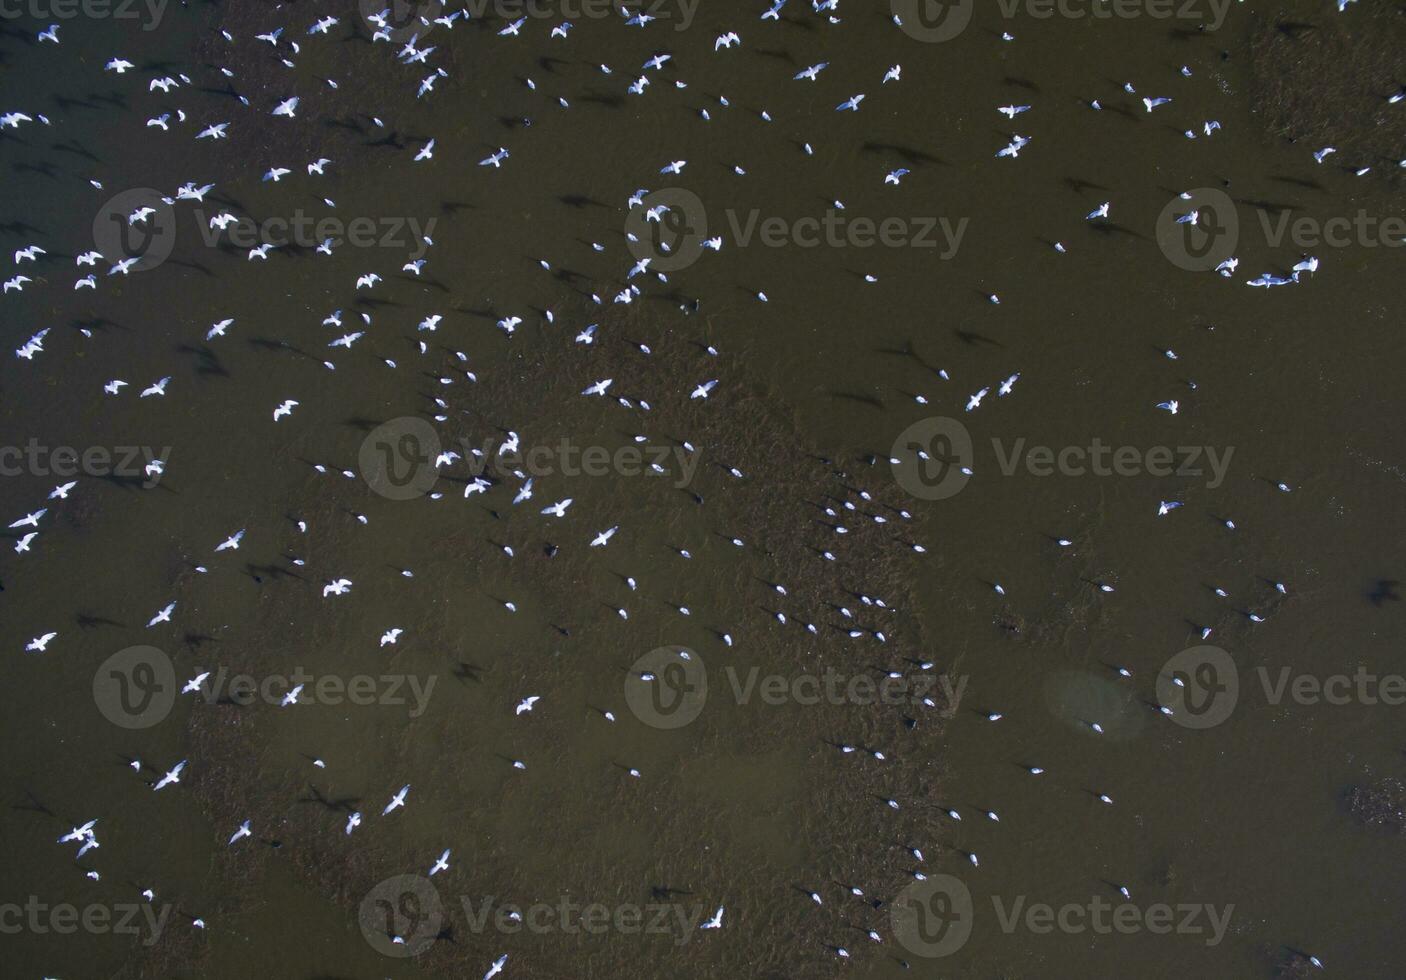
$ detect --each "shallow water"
[2,2,1405,978]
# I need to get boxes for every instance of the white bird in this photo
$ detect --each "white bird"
[582,378,613,396]
[794,63,828,82]
[281,684,303,707]
[540,498,573,518]
[9,508,45,529]
[229,820,252,844]
[153,760,186,791]
[272,399,298,421]
[590,526,619,547]
[380,628,403,647]
[25,632,57,653]
[429,849,451,875]
[140,377,171,398]
[147,602,176,627]
[483,955,508,980]
[345,812,361,834]
[415,139,436,162]
[58,819,97,844]
[215,529,244,551]
[700,906,724,929]
[207,318,234,339]
[323,578,353,597]
[49,481,76,499]
[691,379,719,399]
[516,696,541,715]
[182,672,210,694]
[105,58,135,73]
[382,784,410,815]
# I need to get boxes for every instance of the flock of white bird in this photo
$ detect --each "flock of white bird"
[7,1,1376,976]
